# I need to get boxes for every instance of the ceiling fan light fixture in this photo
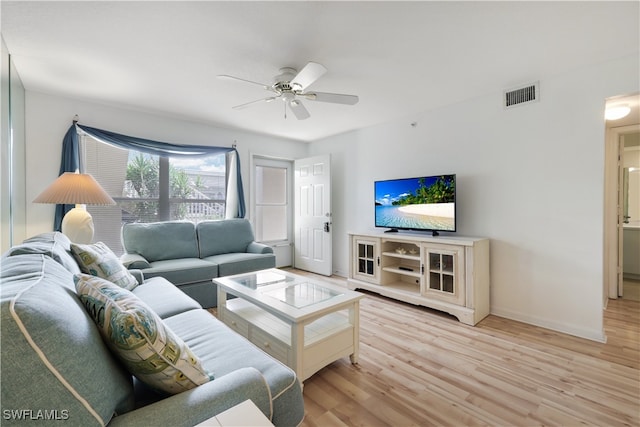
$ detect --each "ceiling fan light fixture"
[281,92,295,102]
[605,105,631,120]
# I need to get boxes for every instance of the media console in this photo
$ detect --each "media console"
[348,231,490,326]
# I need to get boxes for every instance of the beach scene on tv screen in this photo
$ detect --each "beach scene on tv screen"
[375,176,455,230]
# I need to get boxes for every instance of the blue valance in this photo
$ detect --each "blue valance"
[76,124,232,158]
[54,122,245,231]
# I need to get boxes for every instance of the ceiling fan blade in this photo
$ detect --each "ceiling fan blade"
[217,74,273,91]
[290,62,327,91]
[233,97,277,110]
[303,91,359,105]
[289,100,310,120]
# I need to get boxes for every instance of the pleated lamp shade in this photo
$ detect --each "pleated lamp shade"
[34,172,116,243]
[33,172,115,205]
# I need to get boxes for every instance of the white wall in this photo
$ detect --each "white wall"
[24,92,309,237]
[310,54,640,341]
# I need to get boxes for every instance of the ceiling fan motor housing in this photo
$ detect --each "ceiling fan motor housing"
[273,67,299,93]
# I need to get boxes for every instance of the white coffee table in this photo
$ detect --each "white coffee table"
[214,269,364,382]
[194,399,273,426]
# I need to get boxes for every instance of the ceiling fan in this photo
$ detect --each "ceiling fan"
[217,62,359,120]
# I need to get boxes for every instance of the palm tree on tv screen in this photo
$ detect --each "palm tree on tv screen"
[393,176,455,206]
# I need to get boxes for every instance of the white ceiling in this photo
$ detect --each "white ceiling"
[2,1,639,142]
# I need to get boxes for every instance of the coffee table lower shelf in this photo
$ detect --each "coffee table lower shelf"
[223,298,357,382]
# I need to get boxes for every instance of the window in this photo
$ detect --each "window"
[255,164,288,242]
[81,135,226,254]
[252,157,293,268]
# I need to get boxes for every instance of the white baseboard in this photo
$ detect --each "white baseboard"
[490,307,606,343]
[332,269,348,278]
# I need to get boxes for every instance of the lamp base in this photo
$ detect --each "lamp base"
[61,206,95,244]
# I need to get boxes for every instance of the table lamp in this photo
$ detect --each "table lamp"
[33,172,116,244]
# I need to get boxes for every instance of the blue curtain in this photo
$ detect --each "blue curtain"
[53,124,80,231]
[56,122,246,226]
[229,150,246,218]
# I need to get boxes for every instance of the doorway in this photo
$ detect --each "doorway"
[250,153,333,275]
[251,156,293,268]
[621,131,640,301]
[604,94,640,302]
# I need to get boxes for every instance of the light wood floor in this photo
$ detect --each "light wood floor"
[623,278,640,302]
[291,272,639,427]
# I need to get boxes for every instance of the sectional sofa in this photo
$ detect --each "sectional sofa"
[0,232,304,426]
[120,219,275,308]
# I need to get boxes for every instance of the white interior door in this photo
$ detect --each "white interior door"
[294,154,332,276]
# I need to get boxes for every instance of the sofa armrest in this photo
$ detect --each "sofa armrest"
[108,367,272,427]
[128,269,144,285]
[120,252,151,269]
[247,242,274,254]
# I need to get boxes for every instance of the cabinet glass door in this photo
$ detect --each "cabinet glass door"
[429,252,454,292]
[423,244,465,305]
[354,239,379,282]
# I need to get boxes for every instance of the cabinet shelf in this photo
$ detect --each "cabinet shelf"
[376,280,420,293]
[382,251,420,261]
[382,266,422,278]
[226,298,352,347]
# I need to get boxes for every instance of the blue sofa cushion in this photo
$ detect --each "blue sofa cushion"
[5,231,81,274]
[142,258,218,286]
[197,219,257,257]
[75,274,214,395]
[163,309,305,427]
[132,276,202,319]
[122,221,199,262]
[1,254,134,426]
[203,253,276,277]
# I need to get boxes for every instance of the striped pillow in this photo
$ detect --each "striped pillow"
[71,242,138,290]
[74,274,213,394]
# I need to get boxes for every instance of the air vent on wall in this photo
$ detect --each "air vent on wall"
[504,81,540,109]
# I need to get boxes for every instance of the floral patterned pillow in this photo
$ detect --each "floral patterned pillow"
[71,242,138,290]
[74,274,213,394]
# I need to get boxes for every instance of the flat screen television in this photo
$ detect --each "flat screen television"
[374,174,456,235]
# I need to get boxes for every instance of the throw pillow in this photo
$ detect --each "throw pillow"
[74,274,213,394]
[71,242,138,290]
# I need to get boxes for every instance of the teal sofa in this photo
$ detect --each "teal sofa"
[1,232,304,426]
[120,219,275,308]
